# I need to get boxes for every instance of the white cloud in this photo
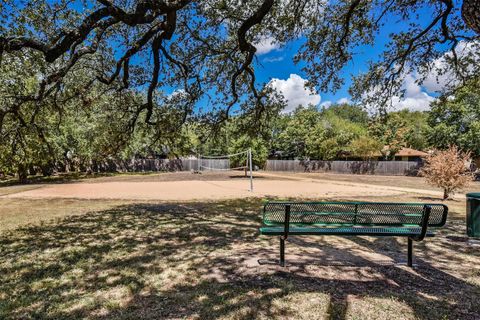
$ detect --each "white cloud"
[263,56,285,63]
[269,74,321,113]
[167,89,188,100]
[320,101,332,108]
[362,74,435,112]
[361,40,480,112]
[421,52,458,93]
[337,97,351,104]
[390,95,435,112]
[254,36,280,55]
[421,62,451,93]
[421,40,480,93]
[391,75,435,111]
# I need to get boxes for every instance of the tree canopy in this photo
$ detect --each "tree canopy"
[428,77,480,156]
[0,0,479,130]
[1,1,480,181]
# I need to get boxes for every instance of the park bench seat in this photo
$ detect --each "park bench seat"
[259,226,435,237]
[259,201,448,267]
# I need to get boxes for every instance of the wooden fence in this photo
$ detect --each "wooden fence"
[265,160,422,176]
[81,158,421,176]
[87,158,229,173]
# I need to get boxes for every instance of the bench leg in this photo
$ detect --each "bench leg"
[407,238,413,267]
[280,237,285,267]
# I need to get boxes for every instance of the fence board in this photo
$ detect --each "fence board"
[265,160,422,176]
[73,158,420,176]
[88,158,230,173]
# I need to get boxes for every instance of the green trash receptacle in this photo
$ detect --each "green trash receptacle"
[466,193,480,237]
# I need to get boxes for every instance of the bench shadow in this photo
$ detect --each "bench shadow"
[0,199,479,319]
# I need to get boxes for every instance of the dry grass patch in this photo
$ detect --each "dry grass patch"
[0,185,43,197]
[0,198,479,319]
[0,198,137,232]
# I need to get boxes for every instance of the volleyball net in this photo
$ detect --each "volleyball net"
[196,149,253,191]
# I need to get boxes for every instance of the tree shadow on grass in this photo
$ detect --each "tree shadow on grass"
[0,199,479,319]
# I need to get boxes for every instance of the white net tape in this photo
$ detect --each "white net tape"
[199,165,247,171]
[197,150,249,159]
[196,149,253,191]
[197,150,249,171]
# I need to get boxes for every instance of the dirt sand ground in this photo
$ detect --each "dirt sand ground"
[0,171,464,201]
[2,174,478,319]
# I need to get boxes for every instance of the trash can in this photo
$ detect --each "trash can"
[466,193,480,237]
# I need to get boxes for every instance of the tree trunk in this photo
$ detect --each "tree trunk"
[462,0,480,34]
[17,164,28,183]
[41,163,55,176]
[64,159,70,173]
[443,189,449,200]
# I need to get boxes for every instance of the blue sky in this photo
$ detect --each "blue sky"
[4,0,463,114]
[251,12,459,114]
[254,37,350,103]
[253,35,386,111]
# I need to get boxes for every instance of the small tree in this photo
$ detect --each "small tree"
[420,146,473,200]
[349,136,382,160]
[228,135,268,169]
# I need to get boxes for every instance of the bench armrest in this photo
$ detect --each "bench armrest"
[410,205,432,241]
[283,204,291,239]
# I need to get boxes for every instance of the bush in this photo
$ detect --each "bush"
[420,145,472,200]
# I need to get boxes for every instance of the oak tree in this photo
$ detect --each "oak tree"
[0,0,479,131]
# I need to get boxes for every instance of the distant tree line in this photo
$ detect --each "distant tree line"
[1,0,480,182]
[1,51,479,182]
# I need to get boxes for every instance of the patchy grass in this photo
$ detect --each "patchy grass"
[0,171,162,187]
[0,197,479,319]
[0,199,138,232]
[0,185,43,197]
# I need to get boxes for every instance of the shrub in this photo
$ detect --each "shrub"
[420,145,472,200]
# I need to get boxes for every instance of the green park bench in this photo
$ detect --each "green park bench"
[259,201,448,267]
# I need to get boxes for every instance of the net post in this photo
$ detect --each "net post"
[245,153,248,177]
[249,148,253,192]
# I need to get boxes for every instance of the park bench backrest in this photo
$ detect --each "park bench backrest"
[263,202,448,227]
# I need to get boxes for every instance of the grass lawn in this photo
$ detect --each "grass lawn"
[1,193,479,319]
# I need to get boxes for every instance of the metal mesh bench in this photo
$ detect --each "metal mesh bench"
[259,201,448,267]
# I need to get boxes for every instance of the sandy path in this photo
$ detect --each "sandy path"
[257,172,465,200]
[1,173,448,201]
